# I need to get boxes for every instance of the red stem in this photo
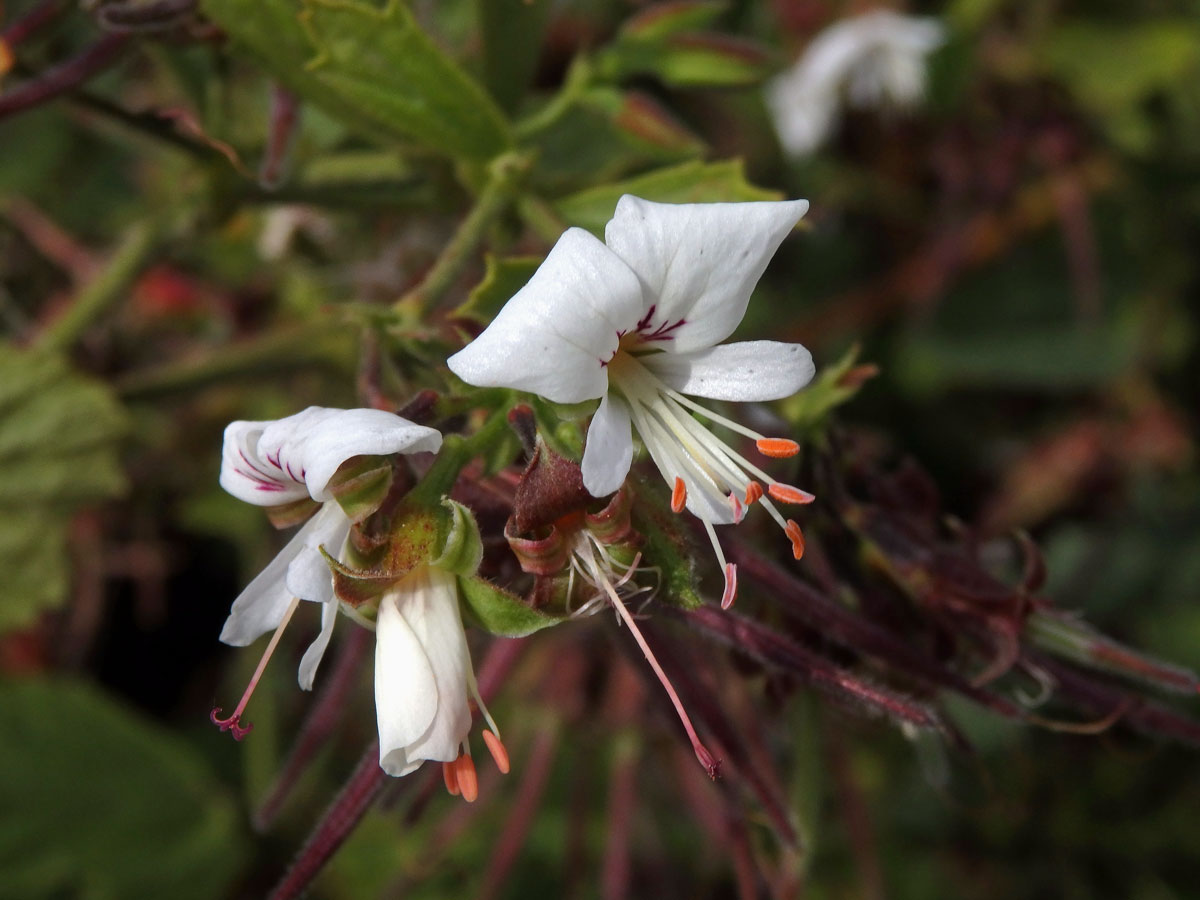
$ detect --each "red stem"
[0,32,131,121]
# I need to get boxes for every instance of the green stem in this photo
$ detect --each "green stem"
[117,323,356,400]
[37,222,159,353]
[408,395,516,504]
[393,152,532,316]
[517,195,568,245]
[514,56,593,139]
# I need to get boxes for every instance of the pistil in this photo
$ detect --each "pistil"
[211,596,301,740]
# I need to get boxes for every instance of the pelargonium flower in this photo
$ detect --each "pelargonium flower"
[766,10,946,157]
[213,406,442,738]
[374,564,507,793]
[448,196,816,607]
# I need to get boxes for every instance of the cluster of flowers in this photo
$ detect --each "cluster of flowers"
[213,196,818,797]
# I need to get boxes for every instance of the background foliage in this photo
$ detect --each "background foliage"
[1,0,1198,898]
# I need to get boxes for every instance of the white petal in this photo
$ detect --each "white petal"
[297,599,338,691]
[447,228,644,404]
[766,76,837,157]
[581,393,634,498]
[218,508,335,646]
[283,504,351,603]
[375,589,440,776]
[644,341,815,401]
[259,407,442,502]
[219,419,309,507]
[392,569,472,766]
[603,197,809,354]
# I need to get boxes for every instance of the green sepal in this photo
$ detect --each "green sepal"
[778,343,877,434]
[630,491,703,610]
[458,574,566,637]
[327,455,394,524]
[328,501,442,606]
[265,496,321,529]
[430,498,483,577]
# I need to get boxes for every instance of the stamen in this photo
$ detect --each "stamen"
[671,477,687,513]
[210,596,300,741]
[784,520,806,560]
[755,438,800,459]
[455,753,479,803]
[583,550,720,779]
[744,481,764,505]
[728,492,745,524]
[482,729,511,775]
[721,563,738,610]
[767,483,816,505]
[443,761,461,796]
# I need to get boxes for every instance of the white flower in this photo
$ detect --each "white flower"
[448,196,816,607]
[766,10,946,157]
[218,406,442,691]
[374,566,503,789]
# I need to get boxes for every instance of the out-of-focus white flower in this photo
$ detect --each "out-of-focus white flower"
[374,566,504,791]
[448,196,816,609]
[767,10,946,157]
[212,406,441,739]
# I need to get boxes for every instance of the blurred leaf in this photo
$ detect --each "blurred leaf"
[201,0,512,160]
[1040,21,1200,112]
[0,679,246,900]
[554,159,779,235]
[452,254,541,325]
[619,1,727,41]
[526,87,705,191]
[474,0,551,112]
[0,346,127,634]
[599,31,771,88]
[897,325,1137,394]
[458,574,564,637]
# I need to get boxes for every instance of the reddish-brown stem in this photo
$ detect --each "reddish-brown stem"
[259,83,300,189]
[602,739,639,900]
[475,725,559,900]
[2,0,67,47]
[268,740,386,900]
[0,32,131,121]
[253,626,372,831]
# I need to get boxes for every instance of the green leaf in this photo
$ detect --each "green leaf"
[0,346,127,635]
[554,159,779,235]
[474,0,552,112]
[0,679,246,900]
[458,574,565,637]
[452,254,541,325]
[431,498,483,576]
[201,0,512,159]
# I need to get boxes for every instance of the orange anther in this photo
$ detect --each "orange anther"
[455,754,479,803]
[671,476,687,513]
[767,483,816,505]
[744,481,764,505]
[729,492,745,524]
[482,729,510,775]
[784,520,806,560]
[755,438,800,459]
[442,761,461,796]
[0,40,12,76]
[721,563,738,610]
